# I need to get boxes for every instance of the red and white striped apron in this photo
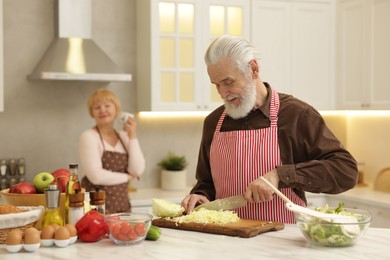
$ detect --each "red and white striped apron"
[209,88,305,223]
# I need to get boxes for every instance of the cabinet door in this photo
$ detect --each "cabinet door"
[337,0,390,109]
[337,0,369,109]
[0,0,3,112]
[251,0,292,94]
[201,0,250,111]
[291,2,335,110]
[368,0,390,109]
[251,0,335,110]
[137,0,249,111]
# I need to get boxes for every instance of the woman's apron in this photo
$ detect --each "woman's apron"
[209,88,305,223]
[82,128,131,214]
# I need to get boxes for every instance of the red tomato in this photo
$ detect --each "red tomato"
[127,229,138,240]
[134,223,147,236]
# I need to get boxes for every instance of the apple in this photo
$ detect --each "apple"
[9,182,37,194]
[51,168,70,193]
[33,172,55,193]
[51,168,70,179]
[55,175,69,193]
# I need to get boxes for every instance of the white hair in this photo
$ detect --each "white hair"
[204,35,260,74]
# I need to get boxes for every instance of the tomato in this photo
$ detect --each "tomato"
[134,223,147,237]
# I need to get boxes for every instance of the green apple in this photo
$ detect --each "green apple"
[33,172,55,192]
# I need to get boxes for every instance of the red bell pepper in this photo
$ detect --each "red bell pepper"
[75,210,107,242]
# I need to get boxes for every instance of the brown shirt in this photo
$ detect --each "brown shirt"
[191,84,358,204]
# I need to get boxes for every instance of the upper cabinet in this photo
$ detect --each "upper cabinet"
[251,0,335,111]
[337,0,390,109]
[136,0,250,111]
[0,0,3,112]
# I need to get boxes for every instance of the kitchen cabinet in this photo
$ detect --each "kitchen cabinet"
[136,0,250,111]
[337,0,390,109]
[251,0,335,110]
[0,0,3,112]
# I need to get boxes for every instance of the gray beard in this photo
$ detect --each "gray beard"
[224,83,256,119]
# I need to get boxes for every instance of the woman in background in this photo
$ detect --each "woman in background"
[79,89,145,213]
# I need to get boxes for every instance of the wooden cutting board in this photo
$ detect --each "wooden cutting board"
[152,218,285,238]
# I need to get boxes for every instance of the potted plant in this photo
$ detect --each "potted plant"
[158,152,188,190]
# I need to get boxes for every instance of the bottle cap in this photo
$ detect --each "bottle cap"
[69,163,78,169]
[44,184,60,208]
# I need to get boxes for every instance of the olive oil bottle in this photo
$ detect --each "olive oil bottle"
[42,184,63,228]
[65,163,82,224]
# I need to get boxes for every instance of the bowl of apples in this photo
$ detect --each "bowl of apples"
[0,169,70,216]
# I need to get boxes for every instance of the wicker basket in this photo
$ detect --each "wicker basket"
[0,221,37,244]
[0,206,44,244]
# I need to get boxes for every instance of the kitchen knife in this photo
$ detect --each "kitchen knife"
[194,195,247,211]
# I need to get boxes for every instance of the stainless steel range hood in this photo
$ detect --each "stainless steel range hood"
[28,0,132,82]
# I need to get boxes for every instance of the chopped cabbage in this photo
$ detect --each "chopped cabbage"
[168,208,240,225]
[299,203,364,247]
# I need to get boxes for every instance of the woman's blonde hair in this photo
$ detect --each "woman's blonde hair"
[87,89,121,117]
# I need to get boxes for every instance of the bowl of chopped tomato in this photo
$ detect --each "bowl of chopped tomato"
[104,212,153,245]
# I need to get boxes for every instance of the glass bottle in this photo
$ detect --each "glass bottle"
[68,191,85,226]
[65,163,82,224]
[90,189,106,214]
[42,184,63,228]
[17,158,26,176]
[0,159,8,177]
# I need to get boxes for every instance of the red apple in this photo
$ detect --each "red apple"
[9,182,37,194]
[51,168,70,179]
[55,175,69,193]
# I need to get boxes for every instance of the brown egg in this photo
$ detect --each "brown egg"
[41,225,56,240]
[50,223,60,231]
[6,229,23,245]
[54,226,71,240]
[24,227,41,244]
[64,224,77,237]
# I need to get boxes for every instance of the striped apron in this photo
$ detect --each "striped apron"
[209,88,305,223]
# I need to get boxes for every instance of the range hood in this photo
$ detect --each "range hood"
[28,0,132,82]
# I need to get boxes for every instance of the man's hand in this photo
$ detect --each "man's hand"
[244,169,279,203]
[181,194,210,214]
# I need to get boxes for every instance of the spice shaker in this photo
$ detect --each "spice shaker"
[68,191,85,226]
[90,190,106,214]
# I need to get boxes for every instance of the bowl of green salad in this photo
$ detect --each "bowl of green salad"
[294,203,372,247]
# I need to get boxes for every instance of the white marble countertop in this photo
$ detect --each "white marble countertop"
[0,224,388,260]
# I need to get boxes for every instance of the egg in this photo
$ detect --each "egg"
[41,225,56,240]
[24,227,41,244]
[54,226,71,247]
[6,229,23,245]
[50,223,60,231]
[64,224,77,237]
[55,226,71,240]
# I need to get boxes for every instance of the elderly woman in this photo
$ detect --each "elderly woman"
[79,89,145,214]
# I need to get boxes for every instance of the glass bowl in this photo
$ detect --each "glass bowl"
[104,213,152,245]
[295,208,372,247]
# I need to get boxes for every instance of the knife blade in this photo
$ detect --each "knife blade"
[194,195,247,211]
